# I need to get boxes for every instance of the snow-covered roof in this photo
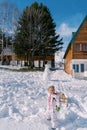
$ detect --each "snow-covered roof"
[1,47,13,56]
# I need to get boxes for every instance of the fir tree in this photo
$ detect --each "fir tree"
[14,2,63,68]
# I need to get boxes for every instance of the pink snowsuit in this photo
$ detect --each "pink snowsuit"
[46,93,60,128]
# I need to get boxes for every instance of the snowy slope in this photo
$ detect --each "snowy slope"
[0,69,87,130]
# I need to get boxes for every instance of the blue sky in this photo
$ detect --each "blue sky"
[0,0,87,49]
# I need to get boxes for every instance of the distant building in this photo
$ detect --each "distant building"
[0,46,55,68]
[0,47,14,65]
[64,16,87,79]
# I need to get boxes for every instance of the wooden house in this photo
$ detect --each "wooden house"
[64,16,87,79]
[0,47,55,68]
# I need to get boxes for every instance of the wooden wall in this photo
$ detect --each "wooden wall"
[64,44,73,75]
[0,55,54,60]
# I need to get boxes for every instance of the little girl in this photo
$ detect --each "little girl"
[46,85,60,130]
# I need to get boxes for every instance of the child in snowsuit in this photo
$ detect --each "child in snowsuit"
[46,85,60,130]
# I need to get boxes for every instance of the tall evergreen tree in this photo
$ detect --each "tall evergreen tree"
[14,2,63,68]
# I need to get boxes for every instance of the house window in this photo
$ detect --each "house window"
[80,64,84,72]
[75,64,79,72]
[73,64,79,72]
[75,44,81,52]
[82,43,87,51]
[73,64,75,70]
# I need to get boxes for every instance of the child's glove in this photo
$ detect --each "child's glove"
[56,106,60,112]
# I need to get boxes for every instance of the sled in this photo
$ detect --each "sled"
[59,92,68,107]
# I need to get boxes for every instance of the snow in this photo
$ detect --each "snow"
[43,64,50,81]
[55,51,64,68]
[0,67,87,130]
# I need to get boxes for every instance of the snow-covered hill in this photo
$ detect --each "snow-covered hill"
[0,69,87,130]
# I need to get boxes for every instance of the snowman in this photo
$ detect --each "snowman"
[43,62,50,81]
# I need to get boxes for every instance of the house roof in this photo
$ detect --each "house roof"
[63,15,87,59]
[1,47,13,56]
